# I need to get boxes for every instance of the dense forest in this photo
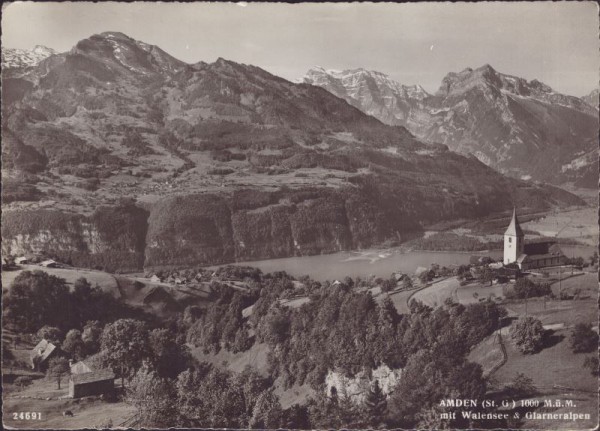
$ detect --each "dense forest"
[3,266,514,428]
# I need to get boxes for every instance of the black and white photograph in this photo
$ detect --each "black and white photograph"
[1,1,598,429]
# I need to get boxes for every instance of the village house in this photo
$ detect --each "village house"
[30,339,62,371]
[70,360,93,375]
[40,259,59,268]
[69,369,115,398]
[15,256,29,265]
[503,209,566,271]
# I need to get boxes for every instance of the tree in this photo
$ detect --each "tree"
[569,323,599,353]
[126,367,179,428]
[511,316,544,354]
[100,319,150,385]
[176,367,247,428]
[478,266,494,286]
[82,320,103,354]
[418,270,430,285]
[402,277,413,290]
[589,251,598,267]
[62,329,85,360]
[364,380,387,427]
[148,328,192,379]
[343,276,355,289]
[4,271,73,332]
[380,278,396,293]
[583,356,599,376]
[47,357,70,389]
[249,388,283,429]
[36,326,63,345]
[259,307,290,346]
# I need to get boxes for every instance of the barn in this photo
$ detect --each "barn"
[69,370,115,398]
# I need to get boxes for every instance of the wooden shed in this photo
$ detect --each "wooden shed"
[69,370,115,398]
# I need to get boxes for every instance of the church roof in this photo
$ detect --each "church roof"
[504,208,524,237]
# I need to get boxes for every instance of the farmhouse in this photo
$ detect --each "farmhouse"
[69,369,115,398]
[15,256,29,265]
[503,209,566,270]
[30,339,61,371]
[40,259,58,268]
[70,360,93,374]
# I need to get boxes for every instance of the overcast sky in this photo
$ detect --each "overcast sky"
[2,1,598,96]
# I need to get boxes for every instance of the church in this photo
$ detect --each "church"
[503,208,566,271]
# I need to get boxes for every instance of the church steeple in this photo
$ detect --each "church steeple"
[504,208,524,265]
[504,207,524,237]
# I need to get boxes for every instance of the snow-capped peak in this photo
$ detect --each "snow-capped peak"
[303,66,430,101]
[2,45,57,69]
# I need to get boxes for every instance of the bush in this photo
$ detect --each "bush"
[511,316,544,354]
[569,323,599,353]
[504,372,537,397]
[14,376,33,389]
[503,278,551,300]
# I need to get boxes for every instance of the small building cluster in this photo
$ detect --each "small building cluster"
[503,208,566,271]
[30,341,114,398]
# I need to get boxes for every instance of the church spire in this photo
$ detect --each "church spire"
[504,207,524,237]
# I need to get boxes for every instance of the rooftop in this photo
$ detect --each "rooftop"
[71,370,115,385]
[504,208,524,237]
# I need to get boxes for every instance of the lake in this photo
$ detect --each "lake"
[222,248,497,281]
[219,244,596,282]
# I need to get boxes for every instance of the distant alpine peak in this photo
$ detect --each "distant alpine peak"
[69,31,186,76]
[1,45,57,69]
[304,66,430,100]
[437,64,590,110]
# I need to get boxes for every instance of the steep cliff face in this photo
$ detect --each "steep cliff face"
[143,188,411,269]
[1,204,148,272]
[1,177,584,272]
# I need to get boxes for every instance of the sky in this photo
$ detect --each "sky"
[2,1,598,97]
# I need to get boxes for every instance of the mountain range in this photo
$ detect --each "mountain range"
[304,66,599,187]
[0,32,585,271]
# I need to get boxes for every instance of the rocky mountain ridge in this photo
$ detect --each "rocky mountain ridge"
[582,89,599,109]
[303,65,599,186]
